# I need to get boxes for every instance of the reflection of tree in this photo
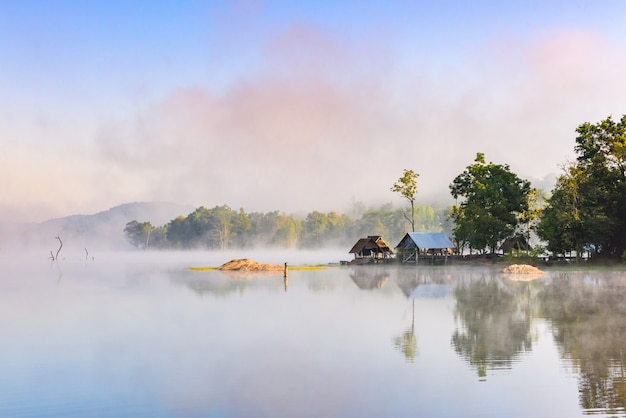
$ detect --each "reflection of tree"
[538,272,626,415]
[391,267,454,362]
[451,274,533,379]
[393,300,418,361]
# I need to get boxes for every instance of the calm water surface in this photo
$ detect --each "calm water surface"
[1,251,625,417]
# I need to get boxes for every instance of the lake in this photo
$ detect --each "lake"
[1,250,625,417]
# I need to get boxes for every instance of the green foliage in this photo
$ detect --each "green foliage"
[538,115,626,259]
[449,153,532,254]
[165,216,189,248]
[537,164,586,257]
[391,169,420,232]
[249,210,301,247]
[164,205,239,249]
[123,203,448,250]
[124,220,154,248]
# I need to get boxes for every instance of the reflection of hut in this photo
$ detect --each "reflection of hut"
[395,232,455,264]
[394,269,455,298]
[350,267,389,289]
[349,235,393,264]
[499,236,530,254]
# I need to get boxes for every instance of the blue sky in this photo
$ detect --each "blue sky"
[2,1,626,221]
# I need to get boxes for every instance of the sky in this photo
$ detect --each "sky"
[2,0,626,222]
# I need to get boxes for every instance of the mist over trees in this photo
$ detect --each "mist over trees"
[118,114,626,261]
[124,203,450,250]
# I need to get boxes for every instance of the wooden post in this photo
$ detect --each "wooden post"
[284,262,288,292]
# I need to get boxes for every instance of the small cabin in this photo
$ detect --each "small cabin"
[395,232,456,264]
[349,235,394,264]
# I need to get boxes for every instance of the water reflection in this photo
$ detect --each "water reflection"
[14,257,623,417]
[450,271,536,380]
[50,259,63,284]
[392,299,418,361]
[170,264,626,416]
[538,271,626,415]
[393,267,455,299]
[389,268,450,362]
[170,268,284,297]
[349,266,389,290]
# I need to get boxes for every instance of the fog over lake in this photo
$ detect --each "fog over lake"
[5,3,626,414]
[1,250,624,417]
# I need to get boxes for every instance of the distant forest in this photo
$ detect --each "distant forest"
[124,115,626,260]
[124,203,451,250]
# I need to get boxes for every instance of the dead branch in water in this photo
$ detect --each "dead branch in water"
[55,236,63,259]
[50,235,63,261]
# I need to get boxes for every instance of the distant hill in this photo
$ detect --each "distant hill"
[40,201,194,230]
[2,202,194,252]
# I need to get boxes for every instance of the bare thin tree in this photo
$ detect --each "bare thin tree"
[50,235,63,261]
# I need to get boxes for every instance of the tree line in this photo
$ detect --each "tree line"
[124,204,449,250]
[446,114,626,260]
[126,115,626,261]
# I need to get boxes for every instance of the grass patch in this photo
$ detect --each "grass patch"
[187,264,333,272]
[288,265,327,271]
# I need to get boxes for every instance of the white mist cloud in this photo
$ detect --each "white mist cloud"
[2,22,626,222]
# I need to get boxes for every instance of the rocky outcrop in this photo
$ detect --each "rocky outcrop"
[217,258,284,271]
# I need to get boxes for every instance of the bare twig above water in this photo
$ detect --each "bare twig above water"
[55,236,63,260]
[50,236,63,261]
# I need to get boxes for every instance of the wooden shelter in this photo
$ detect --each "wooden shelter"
[349,235,393,263]
[499,235,530,254]
[395,232,456,264]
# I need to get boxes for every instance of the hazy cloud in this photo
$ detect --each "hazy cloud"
[3,20,626,222]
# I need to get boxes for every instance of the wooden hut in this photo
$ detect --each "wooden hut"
[499,235,530,254]
[349,235,393,263]
[395,232,456,264]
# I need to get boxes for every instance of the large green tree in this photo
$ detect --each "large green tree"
[538,115,626,259]
[449,153,532,254]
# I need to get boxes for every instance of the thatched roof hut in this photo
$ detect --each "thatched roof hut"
[349,235,393,262]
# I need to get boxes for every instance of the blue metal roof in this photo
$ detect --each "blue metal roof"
[398,232,455,250]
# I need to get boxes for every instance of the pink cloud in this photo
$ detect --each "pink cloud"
[88,26,626,216]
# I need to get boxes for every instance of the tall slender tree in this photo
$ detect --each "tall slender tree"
[391,169,420,232]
